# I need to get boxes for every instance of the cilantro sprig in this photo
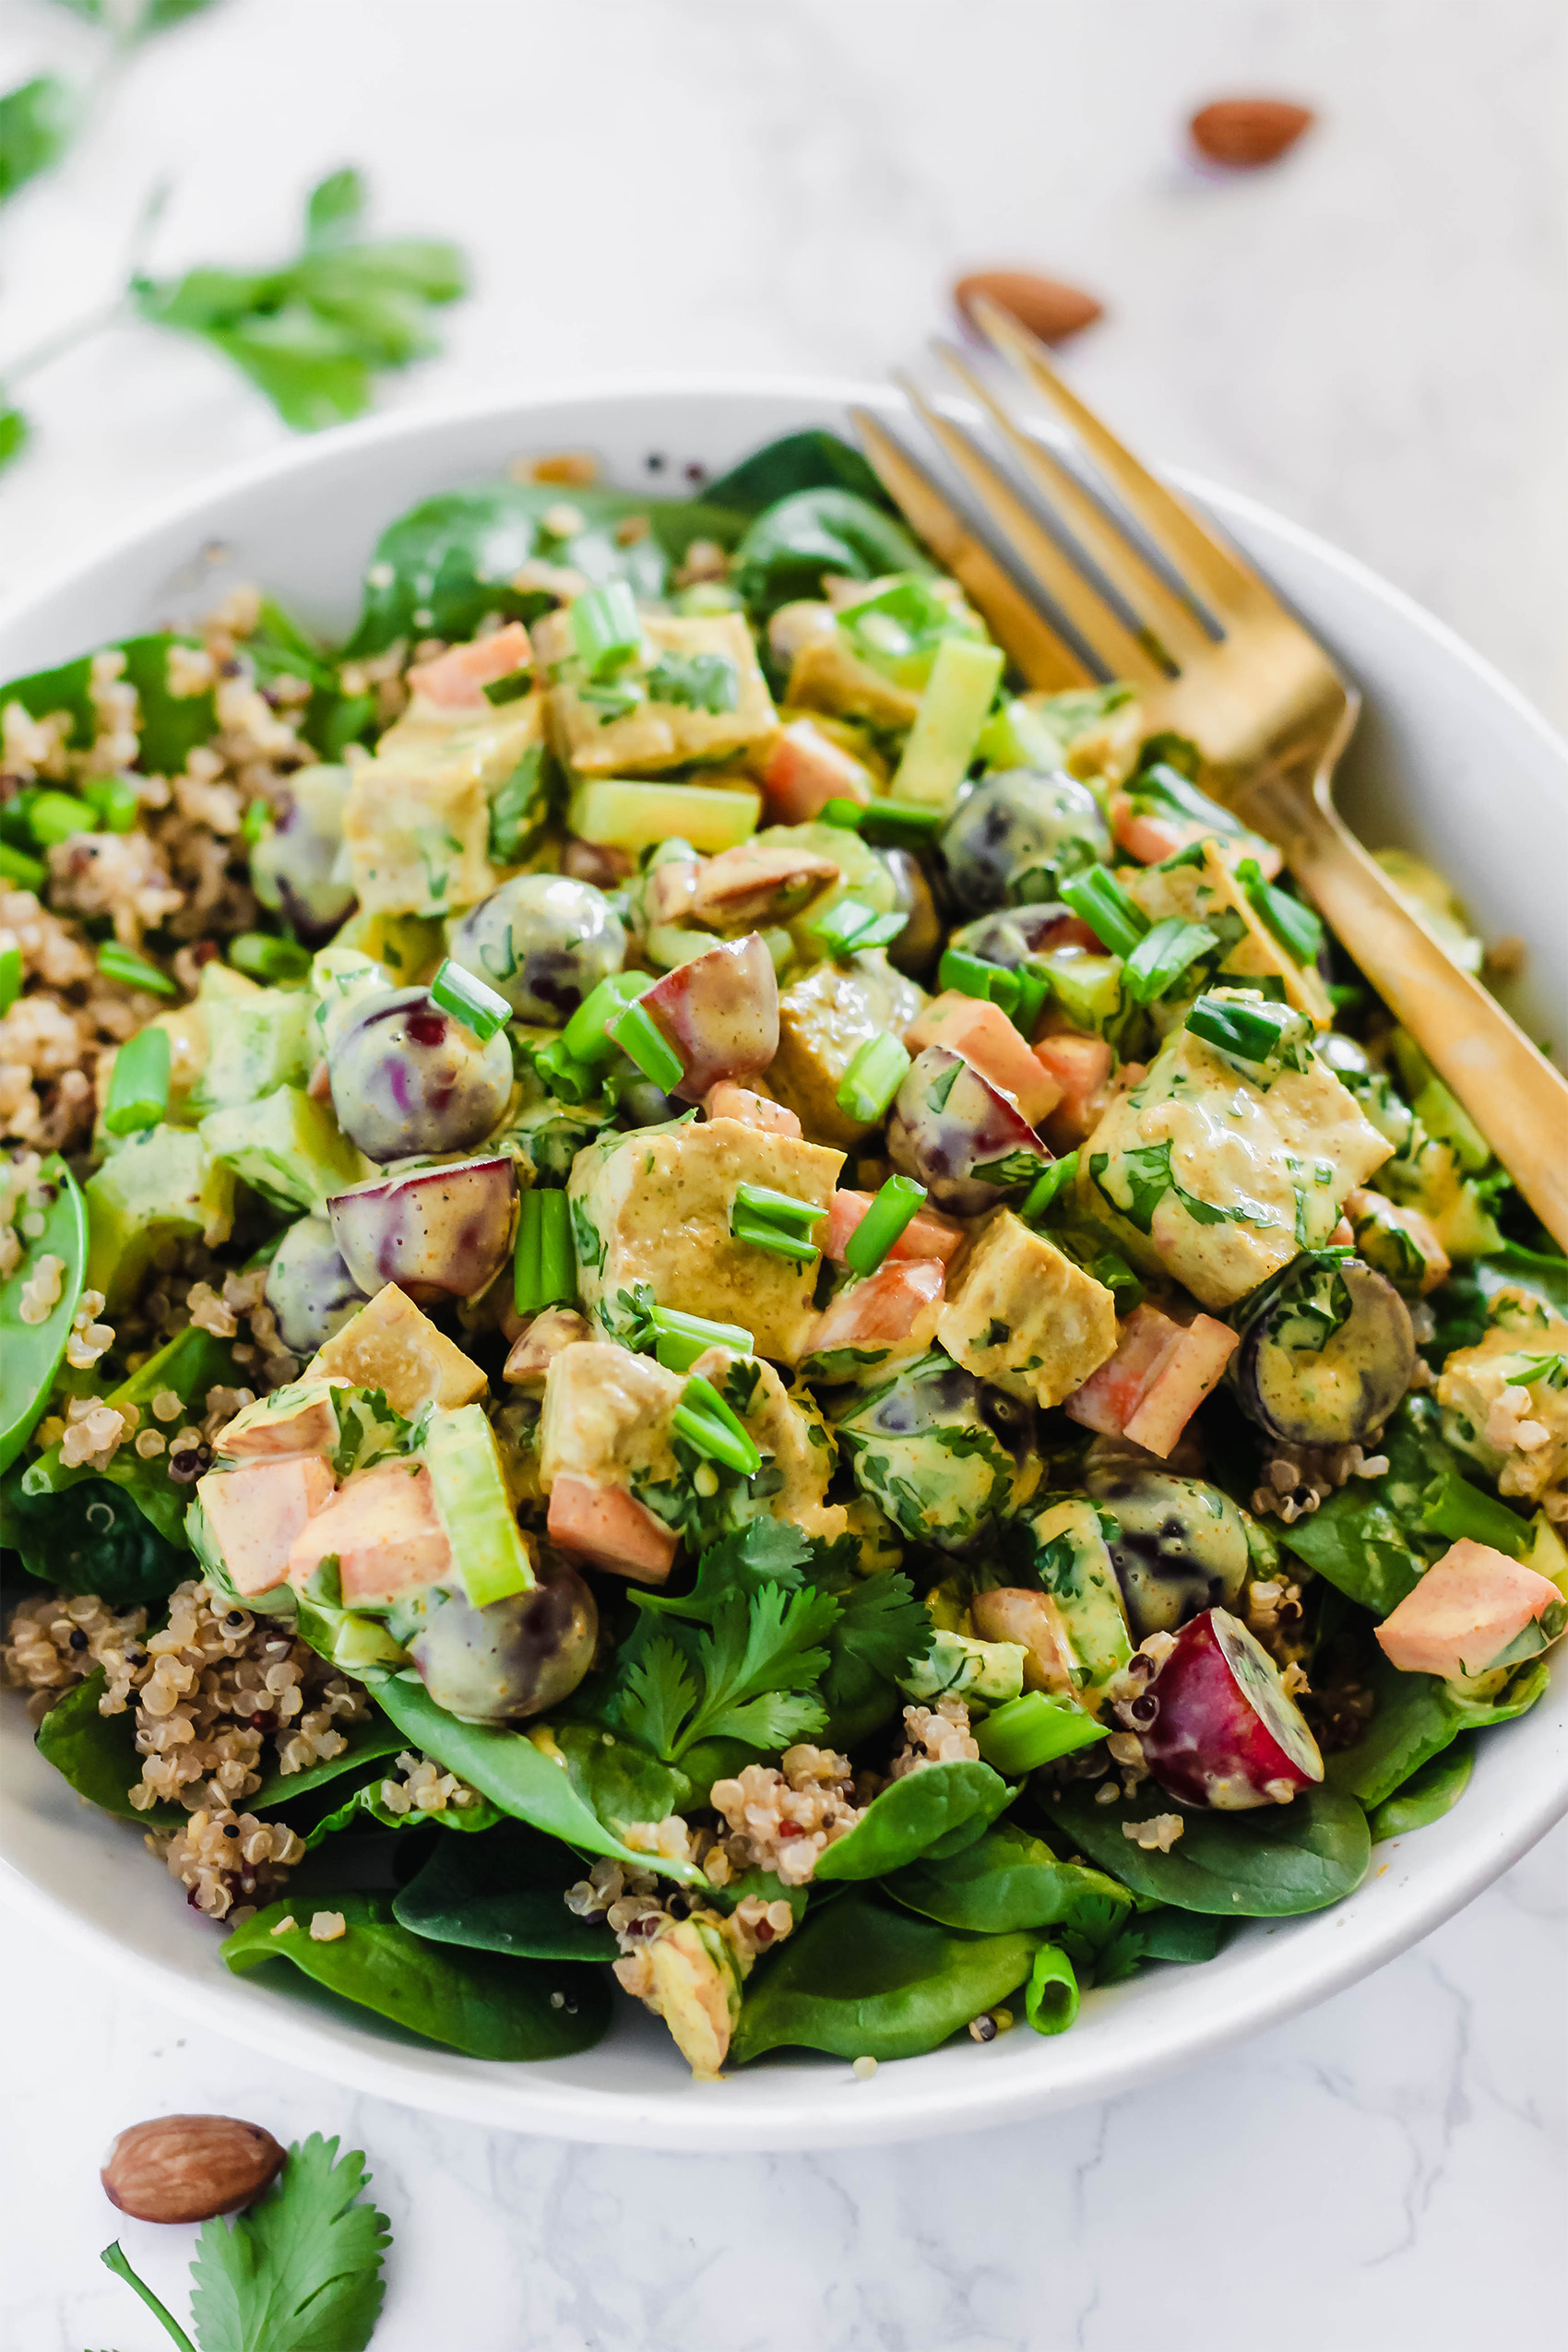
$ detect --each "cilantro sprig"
[99,2134,390,2352]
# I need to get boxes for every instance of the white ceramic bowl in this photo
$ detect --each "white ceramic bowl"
[3,380,1565,2151]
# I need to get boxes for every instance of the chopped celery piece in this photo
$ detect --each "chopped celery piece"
[567,778,759,854]
[890,636,1006,809]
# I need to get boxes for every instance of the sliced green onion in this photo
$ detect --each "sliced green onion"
[0,842,47,891]
[820,797,867,832]
[1059,867,1149,959]
[97,942,176,998]
[673,1372,762,1475]
[644,1302,754,1374]
[1123,917,1219,1006]
[562,969,650,1065]
[938,946,1022,1016]
[731,1181,826,1264]
[836,1033,911,1126]
[857,798,944,849]
[0,943,19,1016]
[81,774,140,834]
[483,670,534,707]
[514,1189,576,1317]
[27,789,94,848]
[607,998,684,1094]
[1024,1942,1080,2037]
[1185,992,1301,1069]
[1088,1250,1144,1313]
[431,956,511,1044]
[973,1691,1107,1776]
[1018,1152,1078,1227]
[240,796,274,846]
[228,932,312,983]
[104,1023,172,1135]
[843,1173,927,1276]
[533,1036,598,1104]
[1235,857,1324,965]
[1012,960,1053,1039]
[811,897,907,956]
[1420,1468,1530,1558]
[570,581,642,680]
[580,680,645,722]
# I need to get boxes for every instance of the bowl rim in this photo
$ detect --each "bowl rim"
[2,372,1564,2151]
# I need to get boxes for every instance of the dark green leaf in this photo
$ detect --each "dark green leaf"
[702,429,895,516]
[368,1673,705,1883]
[884,1819,1134,1937]
[813,1759,1013,1882]
[0,404,27,470]
[188,2131,388,2352]
[223,1892,611,2059]
[34,1671,182,1827]
[731,487,933,620]
[393,1820,616,1960]
[1,634,217,774]
[1276,1394,1459,1615]
[21,1323,238,1543]
[0,76,76,204]
[250,1710,407,1812]
[1326,1650,1549,1811]
[0,1152,86,1477]
[731,1889,1039,2063]
[1367,1739,1475,1840]
[2,1469,187,1605]
[298,1776,500,1851]
[304,166,365,248]
[1042,1782,1372,1917]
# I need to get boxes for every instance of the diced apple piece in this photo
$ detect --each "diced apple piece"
[407,622,533,710]
[1374,1539,1565,1680]
[547,1472,678,1586]
[968,1586,1077,1697]
[810,1259,944,1357]
[327,1156,517,1304]
[905,992,1063,1128]
[824,1188,964,1265]
[197,1455,336,1598]
[1032,1032,1114,1147]
[704,1084,802,1138]
[638,931,779,1103]
[1141,1606,1324,1808]
[214,1377,340,1465]
[1124,1317,1239,1457]
[287,1458,454,1605]
[761,718,875,824]
[310,1281,489,1417]
[1064,1303,1184,1437]
[686,841,840,930]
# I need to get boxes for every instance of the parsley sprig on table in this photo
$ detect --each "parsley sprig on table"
[98,2135,390,2352]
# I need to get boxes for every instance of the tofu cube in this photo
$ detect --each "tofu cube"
[310,1282,489,1418]
[342,696,542,916]
[768,955,928,1148]
[936,1208,1118,1408]
[568,1121,842,1364]
[550,612,778,778]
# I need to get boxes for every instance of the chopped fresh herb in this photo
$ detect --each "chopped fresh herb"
[570,580,642,679]
[731,1181,826,1264]
[228,932,312,984]
[1018,1152,1078,1226]
[104,1023,172,1136]
[1236,856,1324,965]
[482,669,534,707]
[646,649,740,714]
[938,945,1022,1016]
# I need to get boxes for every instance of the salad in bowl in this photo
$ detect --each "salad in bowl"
[2,425,1563,2085]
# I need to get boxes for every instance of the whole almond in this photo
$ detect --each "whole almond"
[955,270,1104,347]
[101,2114,285,2224]
[1189,99,1314,169]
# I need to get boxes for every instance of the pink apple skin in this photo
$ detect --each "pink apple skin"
[638,932,779,1103]
[327,1155,517,1304]
[1139,1607,1324,1810]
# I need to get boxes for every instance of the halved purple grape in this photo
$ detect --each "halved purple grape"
[939,768,1110,912]
[410,1554,597,1720]
[327,987,513,1163]
[1140,1607,1323,1809]
[327,1154,517,1303]
[886,1043,1050,1214]
[450,873,625,1026]
[263,1213,369,1355]
[639,931,779,1103]
[1235,1257,1415,1447]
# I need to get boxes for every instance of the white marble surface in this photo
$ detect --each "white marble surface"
[2,2,1565,2346]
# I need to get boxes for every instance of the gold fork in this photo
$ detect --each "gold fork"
[850,294,1568,1253]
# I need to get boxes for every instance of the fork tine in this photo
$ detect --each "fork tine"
[972,293,1277,617]
[932,339,1213,666]
[849,408,1093,691]
[895,374,1168,688]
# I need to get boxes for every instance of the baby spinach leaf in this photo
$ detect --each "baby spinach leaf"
[0,75,76,205]
[813,1759,1013,1883]
[223,1893,610,2059]
[1086,1903,1230,1987]
[884,1819,1134,1938]
[1367,1740,1475,1840]
[544,1718,693,1836]
[1276,1395,1457,1615]
[394,1820,615,1961]
[702,430,894,517]
[0,404,25,474]
[1327,1650,1548,1812]
[21,1323,238,1543]
[730,1889,1039,2064]
[1,634,218,777]
[1041,1783,1372,1917]
[0,1152,85,1477]
[367,1673,704,1884]
[34,1670,182,1827]
[1023,1942,1079,2036]
[344,482,748,658]
[731,488,934,620]
[1,1468,184,1605]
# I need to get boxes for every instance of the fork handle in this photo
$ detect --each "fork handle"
[1254,784,1568,1253]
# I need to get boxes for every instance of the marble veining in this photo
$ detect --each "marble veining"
[1,1,1563,2344]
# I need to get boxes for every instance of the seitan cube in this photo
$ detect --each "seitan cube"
[936,1209,1118,1408]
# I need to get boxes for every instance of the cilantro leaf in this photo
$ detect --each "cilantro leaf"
[131,170,466,433]
[683,1581,840,1747]
[637,1517,810,1623]
[0,75,76,205]
[188,2133,389,2352]
[0,404,26,474]
[646,649,740,714]
[616,1634,700,1760]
